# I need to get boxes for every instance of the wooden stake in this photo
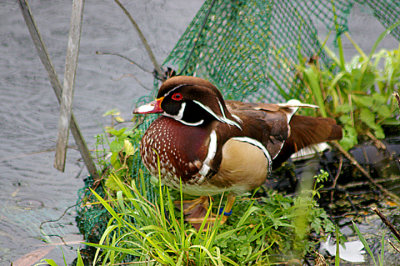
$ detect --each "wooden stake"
[18,0,98,179]
[54,0,85,171]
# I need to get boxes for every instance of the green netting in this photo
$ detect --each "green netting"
[76,0,400,244]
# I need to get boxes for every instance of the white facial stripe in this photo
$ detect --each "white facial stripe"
[218,100,227,119]
[163,114,204,126]
[162,101,205,126]
[163,84,187,97]
[176,102,186,120]
[218,100,242,128]
[199,130,217,177]
[232,137,272,174]
[179,119,204,126]
[193,100,242,130]
[231,114,242,124]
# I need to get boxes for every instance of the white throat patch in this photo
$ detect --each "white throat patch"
[163,102,204,126]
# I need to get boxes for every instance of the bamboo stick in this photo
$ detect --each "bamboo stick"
[18,0,99,179]
[54,0,85,171]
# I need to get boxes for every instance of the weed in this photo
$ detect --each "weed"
[295,23,400,150]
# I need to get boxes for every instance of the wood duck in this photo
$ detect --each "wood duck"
[134,76,342,227]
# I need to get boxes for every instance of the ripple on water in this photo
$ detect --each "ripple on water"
[0,0,206,264]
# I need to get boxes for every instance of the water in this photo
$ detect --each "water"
[0,1,398,265]
[0,1,202,264]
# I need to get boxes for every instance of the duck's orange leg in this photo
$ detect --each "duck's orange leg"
[183,194,236,230]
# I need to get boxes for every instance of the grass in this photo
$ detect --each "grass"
[77,158,335,265]
[295,21,400,151]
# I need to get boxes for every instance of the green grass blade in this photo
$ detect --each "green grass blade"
[353,221,376,265]
[379,233,385,266]
[90,188,122,225]
[335,224,340,266]
[76,248,84,266]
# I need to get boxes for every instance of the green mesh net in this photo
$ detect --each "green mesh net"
[76,0,400,243]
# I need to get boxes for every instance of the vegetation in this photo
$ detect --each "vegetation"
[71,114,335,265]
[295,27,400,151]
[70,30,400,264]
[37,23,400,266]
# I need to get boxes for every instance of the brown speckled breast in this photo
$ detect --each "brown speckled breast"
[140,116,210,186]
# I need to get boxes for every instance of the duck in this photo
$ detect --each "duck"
[134,76,342,228]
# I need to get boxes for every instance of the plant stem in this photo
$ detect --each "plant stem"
[372,207,400,242]
[389,239,400,253]
[395,92,400,110]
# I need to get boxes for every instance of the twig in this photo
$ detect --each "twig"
[330,155,343,203]
[394,92,400,109]
[18,0,98,179]
[54,0,85,171]
[389,239,400,253]
[111,73,152,91]
[372,207,400,241]
[366,131,386,150]
[114,0,163,79]
[332,141,400,205]
[95,50,152,74]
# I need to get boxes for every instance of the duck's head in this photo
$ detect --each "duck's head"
[134,76,241,128]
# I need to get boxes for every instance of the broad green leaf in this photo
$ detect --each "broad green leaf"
[372,93,387,105]
[360,108,376,128]
[376,105,391,119]
[339,115,351,125]
[124,139,135,156]
[115,116,125,123]
[110,140,124,153]
[336,103,353,113]
[352,95,373,108]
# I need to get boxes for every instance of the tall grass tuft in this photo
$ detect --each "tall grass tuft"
[82,165,334,265]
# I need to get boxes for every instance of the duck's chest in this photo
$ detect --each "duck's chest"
[140,116,210,185]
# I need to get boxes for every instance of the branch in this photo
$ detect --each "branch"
[389,239,400,254]
[372,207,400,241]
[114,0,163,79]
[394,92,400,109]
[95,50,152,74]
[331,141,400,205]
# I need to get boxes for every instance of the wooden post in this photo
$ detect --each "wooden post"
[54,0,85,171]
[18,0,99,179]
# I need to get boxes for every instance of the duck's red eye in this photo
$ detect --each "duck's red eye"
[171,92,183,101]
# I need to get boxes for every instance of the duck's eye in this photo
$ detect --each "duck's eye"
[171,92,183,101]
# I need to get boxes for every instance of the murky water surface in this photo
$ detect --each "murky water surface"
[0,1,398,265]
[0,1,201,264]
